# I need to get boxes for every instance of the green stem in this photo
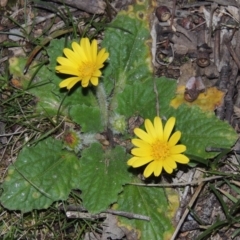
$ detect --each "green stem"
[96,83,108,129]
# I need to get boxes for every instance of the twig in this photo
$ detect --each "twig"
[42,0,106,14]
[127,175,225,187]
[170,182,205,240]
[225,62,238,123]
[60,205,150,221]
[175,22,197,43]
[170,0,177,30]
[0,131,26,137]
[208,3,218,46]
[225,36,240,70]
[214,18,221,67]
[105,209,150,221]
[204,0,238,7]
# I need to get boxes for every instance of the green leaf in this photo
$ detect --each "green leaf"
[168,105,238,159]
[28,65,62,116]
[69,104,103,132]
[48,38,71,71]
[102,11,153,103]
[0,138,81,213]
[115,185,178,240]
[117,77,176,118]
[78,143,132,213]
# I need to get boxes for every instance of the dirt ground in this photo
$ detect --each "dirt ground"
[1,0,240,239]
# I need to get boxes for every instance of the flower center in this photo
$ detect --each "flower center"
[151,140,170,161]
[79,62,95,77]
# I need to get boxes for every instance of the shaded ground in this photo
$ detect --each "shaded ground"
[1,0,240,239]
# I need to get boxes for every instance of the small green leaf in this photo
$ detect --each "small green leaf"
[115,185,178,240]
[69,104,103,132]
[0,138,81,212]
[78,143,132,213]
[28,66,62,116]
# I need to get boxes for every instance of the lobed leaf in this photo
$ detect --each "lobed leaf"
[69,104,103,132]
[115,184,178,240]
[117,77,176,119]
[168,105,238,159]
[0,138,81,212]
[78,143,132,213]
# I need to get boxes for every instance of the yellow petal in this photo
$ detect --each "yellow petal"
[153,161,163,177]
[90,77,99,86]
[172,154,189,164]
[163,117,176,141]
[91,39,97,62]
[127,156,139,166]
[59,77,81,89]
[168,131,181,147]
[63,48,80,64]
[170,145,186,154]
[82,75,91,83]
[134,128,153,144]
[131,157,153,167]
[143,161,155,178]
[72,42,88,62]
[56,57,77,67]
[96,49,109,66]
[163,163,173,174]
[165,157,177,169]
[81,38,92,60]
[92,69,102,77]
[81,78,90,87]
[66,78,81,90]
[145,119,157,139]
[131,148,151,157]
[132,139,151,148]
[55,66,80,76]
[154,116,163,140]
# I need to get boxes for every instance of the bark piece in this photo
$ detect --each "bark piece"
[43,0,106,14]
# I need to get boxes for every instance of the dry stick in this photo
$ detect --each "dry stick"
[170,182,205,240]
[205,0,238,7]
[60,205,150,221]
[214,20,221,67]
[225,55,238,123]
[232,5,240,125]
[105,209,150,221]
[220,31,240,122]
[216,33,231,119]
[208,3,218,46]
[225,37,240,70]
[234,76,240,108]
[128,175,224,187]
[66,211,151,221]
[175,23,197,43]
[216,65,230,120]
[170,0,177,30]
[42,0,106,14]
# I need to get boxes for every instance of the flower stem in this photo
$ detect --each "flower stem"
[96,83,108,129]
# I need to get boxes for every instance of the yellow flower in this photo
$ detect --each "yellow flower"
[56,38,109,89]
[127,116,189,178]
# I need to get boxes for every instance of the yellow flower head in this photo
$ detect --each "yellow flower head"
[127,116,189,178]
[56,38,109,89]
